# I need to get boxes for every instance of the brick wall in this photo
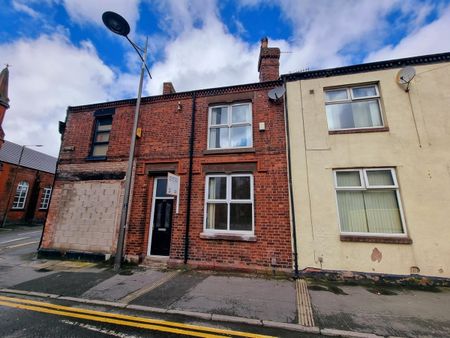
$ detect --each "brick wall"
[0,162,54,225]
[45,81,292,272]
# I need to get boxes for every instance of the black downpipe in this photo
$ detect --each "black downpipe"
[282,77,300,278]
[184,93,196,264]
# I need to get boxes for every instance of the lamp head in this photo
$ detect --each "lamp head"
[102,11,130,37]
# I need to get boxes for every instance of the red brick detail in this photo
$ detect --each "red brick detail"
[0,162,54,225]
[46,83,292,272]
[163,82,176,95]
[258,38,280,82]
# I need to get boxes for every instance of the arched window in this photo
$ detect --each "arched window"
[12,181,29,209]
[39,186,52,210]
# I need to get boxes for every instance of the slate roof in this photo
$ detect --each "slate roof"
[0,141,57,174]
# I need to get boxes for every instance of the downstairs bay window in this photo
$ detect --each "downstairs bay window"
[204,174,254,233]
[334,168,406,236]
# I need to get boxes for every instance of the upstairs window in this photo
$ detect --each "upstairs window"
[12,181,29,209]
[39,186,52,210]
[91,116,112,158]
[204,174,254,233]
[208,103,252,149]
[325,84,383,131]
[334,168,406,235]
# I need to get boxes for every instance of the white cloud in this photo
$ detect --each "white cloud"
[62,0,140,33]
[12,0,40,18]
[0,33,134,157]
[365,6,450,62]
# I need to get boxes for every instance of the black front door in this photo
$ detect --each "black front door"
[150,177,174,256]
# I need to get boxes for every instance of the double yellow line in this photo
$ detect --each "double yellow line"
[0,295,276,338]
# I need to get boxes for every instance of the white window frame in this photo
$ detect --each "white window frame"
[324,84,385,131]
[207,103,253,150]
[39,186,52,210]
[12,181,29,210]
[334,168,407,237]
[203,173,254,234]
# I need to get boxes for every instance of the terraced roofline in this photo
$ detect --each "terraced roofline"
[282,51,450,82]
[67,80,282,113]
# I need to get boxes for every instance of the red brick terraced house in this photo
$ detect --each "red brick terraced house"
[0,141,57,226]
[40,39,293,273]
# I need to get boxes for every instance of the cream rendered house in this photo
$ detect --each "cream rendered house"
[283,53,450,278]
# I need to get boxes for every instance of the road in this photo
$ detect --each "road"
[0,226,317,337]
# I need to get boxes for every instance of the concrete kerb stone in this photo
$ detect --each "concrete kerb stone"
[320,328,383,338]
[0,288,387,338]
[211,314,262,326]
[262,320,320,334]
[125,304,167,314]
[166,309,212,321]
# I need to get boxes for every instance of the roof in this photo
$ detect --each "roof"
[67,80,281,113]
[0,140,57,174]
[282,52,450,82]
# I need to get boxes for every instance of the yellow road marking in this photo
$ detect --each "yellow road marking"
[0,300,222,338]
[0,295,276,338]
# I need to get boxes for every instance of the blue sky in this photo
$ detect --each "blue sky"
[1,0,450,156]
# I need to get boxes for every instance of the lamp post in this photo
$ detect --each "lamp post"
[102,11,151,271]
[1,144,43,228]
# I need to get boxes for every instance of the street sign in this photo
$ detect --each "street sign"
[167,173,180,213]
[166,173,179,196]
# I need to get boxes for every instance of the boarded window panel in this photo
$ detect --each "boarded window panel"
[92,144,108,157]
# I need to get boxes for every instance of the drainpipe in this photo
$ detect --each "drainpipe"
[184,93,196,264]
[282,77,300,278]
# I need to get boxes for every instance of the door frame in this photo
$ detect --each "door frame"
[147,176,174,257]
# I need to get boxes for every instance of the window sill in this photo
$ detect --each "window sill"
[329,127,389,135]
[203,148,255,155]
[340,235,412,244]
[200,232,257,242]
[85,156,107,161]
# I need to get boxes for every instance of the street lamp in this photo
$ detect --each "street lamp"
[102,11,151,271]
[1,144,43,228]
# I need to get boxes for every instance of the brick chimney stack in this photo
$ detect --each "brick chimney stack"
[162,82,176,95]
[0,65,10,148]
[257,37,280,82]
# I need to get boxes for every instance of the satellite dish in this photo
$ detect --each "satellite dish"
[396,66,416,92]
[268,86,285,101]
[102,11,130,37]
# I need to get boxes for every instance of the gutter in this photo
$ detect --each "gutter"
[282,76,300,278]
[184,93,196,264]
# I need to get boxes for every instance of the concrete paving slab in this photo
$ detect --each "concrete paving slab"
[81,269,166,301]
[130,271,208,308]
[12,270,116,297]
[169,274,298,323]
[310,284,450,337]
[0,265,56,288]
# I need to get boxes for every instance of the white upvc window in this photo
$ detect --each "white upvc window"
[208,103,252,149]
[334,168,407,236]
[12,181,29,209]
[39,186,52,210]
[204,174,254,233]
[325,84,384,131]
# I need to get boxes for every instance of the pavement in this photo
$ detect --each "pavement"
[1,225,450,337]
